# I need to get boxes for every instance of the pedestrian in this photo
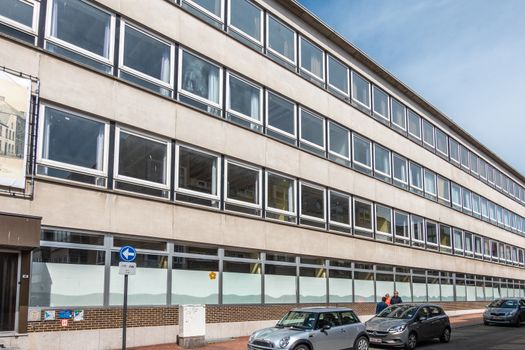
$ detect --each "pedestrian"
[376,296,388,314]
[385,293,391,306]
[390,291,403,305]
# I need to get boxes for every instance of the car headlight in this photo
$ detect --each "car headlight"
[507,310,517,316]
[278,336,290,348]
[388,324,407,334]
[248,333,256,343]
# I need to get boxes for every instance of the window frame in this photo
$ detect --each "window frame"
[352,133,372,170]
[353,197,374,233]
[265,170,297,218]
[410,215,425,244]
[298,36,325,82]
[223,158,262,210]
[423,169,437,198]
[394,210,410,243]
[409,161,423,191]
[422,119,435,149]
[299,181,326,224]
[328,189,351,229]
[265,90,297,139]
[449,138,460,164]
[119,21,175,89]
[390,97,407,131]
[37,104,110,178]
[425,220,438,248]
[437,175,450,204]
[372,85,390,121]
[351,71,371,109]
[374,203,393,238]
[392,153,408,186]
[265,13,297,65]
[460,144,470,170]
[328,121,350,161]
[407,110,422,140]
[114,126,171,191]
[177,47,223,108]
[185,0,225,22]
[373,143,391,178]
[327,55,350,96]
[226,72,263,125]
[227,0,263,45]
[435,128,448,157]
[174,143,222,201]
[299,107,326,151]
[1,0,40,38]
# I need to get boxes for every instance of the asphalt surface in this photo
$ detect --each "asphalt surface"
[371,324,525,350]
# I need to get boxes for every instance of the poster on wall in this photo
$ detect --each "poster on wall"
[0,70,32,189]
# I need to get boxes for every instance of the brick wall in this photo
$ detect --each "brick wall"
[27,301,487,333]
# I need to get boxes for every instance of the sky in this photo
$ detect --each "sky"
[299,0,525,176]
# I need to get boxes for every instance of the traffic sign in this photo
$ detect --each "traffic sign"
[119,246,136,262]
[119,262,137,275]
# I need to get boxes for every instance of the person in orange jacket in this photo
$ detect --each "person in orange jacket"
[385,293,391,306]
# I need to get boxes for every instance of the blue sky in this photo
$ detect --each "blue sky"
[299,0,525,176]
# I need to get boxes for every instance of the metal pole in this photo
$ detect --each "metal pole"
[122,274,128,350]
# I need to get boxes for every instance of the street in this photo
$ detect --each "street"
[371,324,525,350]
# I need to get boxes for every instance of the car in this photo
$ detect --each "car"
[247,307,369,350]
[483,298,525,326]
[365,303,450,349]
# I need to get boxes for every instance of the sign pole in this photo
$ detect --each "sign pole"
[122,274,128,350]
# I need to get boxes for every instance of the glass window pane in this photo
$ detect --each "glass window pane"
[426,222,438,245]
[351,72,370,107]
[267,173,295,214]
[376,205,392,234]
[393,154,408,184]
[42,107,106,171]
[328,56,348,94]
[301,184,325,219]
[300,37,324,79]
[300,109,324,148]
[374,144,391,176]
[229,0,261,42]
[354,271,374,302]
[226,162,260,205]
[329,270,352,303]
[376,274,394,302]
[354,200,372,230]
[41,229,104,245]
[460,145,470,168]
[451,183,462,207]
[50,0,111,58]
[424,169,436,196]
[437,176,450,202]
[265,265,296,303]
[462,188,472,211]
[440,225,451,248]
[180,51,221,104]
[267,92,295,136]
[373,86,389,119]
[223,261,261,304]
[449,139,460,163]
[422,120,434,147]
[329,122,349,158]
[172,257,219,304]
[391,98,406,129]
[267,16,295,62]
[228,74,261,121]
[177,146,219,196]
[299,267,326,303]
[123,25,171,83]
[395,211,409,239]
[436,129,448,155]
[118,131,167,185]
[411,215,424,242]
[0,0,34,27]
[353,135,371,168]
[453,229,463,252]
[407,110,421,139]
[113,237,166,251]
[329,191,350,225]
[189,0,222,18]
[409,162,423,190]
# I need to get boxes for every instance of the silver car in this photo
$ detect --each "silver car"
[483,298,525,326]
[247,307,369,350]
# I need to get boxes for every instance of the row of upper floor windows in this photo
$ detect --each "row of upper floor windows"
[1,0,524,211]
[34,103,525,267]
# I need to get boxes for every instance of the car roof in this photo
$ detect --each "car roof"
[292,307,354,313]
[387,303,444,308]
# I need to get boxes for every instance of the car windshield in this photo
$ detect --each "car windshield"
[488,299,518,309]
[377,305,419,319]
[276,311,317,329]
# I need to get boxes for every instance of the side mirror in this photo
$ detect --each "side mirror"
[322,324,331,331]
[418,316,427,322]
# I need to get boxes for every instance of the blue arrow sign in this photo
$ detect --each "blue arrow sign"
[119,246,137,262]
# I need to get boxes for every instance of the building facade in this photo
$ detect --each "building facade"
[0,0,525,349]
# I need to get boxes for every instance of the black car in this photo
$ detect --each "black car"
[483,298,525,326]
[365,304,450,349]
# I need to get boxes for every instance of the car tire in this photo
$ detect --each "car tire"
[484,320,490,326]
[405,332,417,350]
[292,345,310,350]
[439,327,451,343]
[353,336,369,350]
[513,316,521,328]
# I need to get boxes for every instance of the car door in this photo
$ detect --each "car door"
[413,307,433,341]
[339,311,361,348]
[309,312,344,350]
[519,300,525,322]
[427,306,445,338]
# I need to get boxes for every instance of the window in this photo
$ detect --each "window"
[391,98,406,130]
[114,128,170,197]
[299,37,324,81]
[439,225,452,253]
[411,215,424,247]
[327,56,349,95]
[472,193,481,217]
[354,269,374,302]
[437,176,450,204]
[426,221,438,248]
[353,198,373,236]
[449,138,460,164]
[470,153,478,174]
[265,264,296,303]
[393,154,408,187]
[300,182,325,227]
[300,266,327,303]
[474,236,483,258]
[375,204,392,240]
[462,188,472,213]
[460,145,470,169]
[409,162,423,192]
[226,73,262,129]
[183,0,223,22]
[351,71,370,109]
[352,134,372,173]
[228,0,262,44]
[423,169,437,199]
[172,257,219,304]
[328,190,351,229]
[328,122,350,162]
[479,158,487,179]
[38,106,108,186]
[488,201,496,223]
[372,86,389,121]
[175,145,220,205]
[267,15,296,64]
[224,160,262,214]
[407,110,421,140]
[266,172,296,222]
[46,0,114,72]
[266,91,296,142]
[299,108,325,154]
[435,129,448,156]
[453,229,464,254]
[179,49,222,112]
[223,261,261,303]
[394,211,410,244]
[451,183,462,210]
[120,22,173,95]
[0,0,38,43]
[464,232,473,255]
[422,120,435,148]
[374,144,391,179]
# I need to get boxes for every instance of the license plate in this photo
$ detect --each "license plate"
[493,316,502,320]
[370,337,382,343]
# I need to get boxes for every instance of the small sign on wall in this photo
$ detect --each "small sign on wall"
[61,319,68,327]
[58,310,72,319]
[73,310,84,322]
[44,310,56,321]
[28,308,41,322]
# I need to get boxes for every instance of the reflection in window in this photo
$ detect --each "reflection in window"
[460,145,470,169]
[300,37,324,81]
[407,110,421,139]
[351,71,370,108]
[374,144,391,178]
[426,221,438,247]
[225,161,261,211]
[391,98,406,130]
[437,176,450,204]
[354,270,374,302]
[229,0,262,43]
[409,162,423,191]
[393,154,408,187]
[265,264,296,303]
[300,183,325,223]
[300,108,325,152]
[394,211,410,244]
[449,138,460,163]
[354,199,373,235]
[1,0,34,30]
[179,50,221,110]
[299,267,327,303]
[185,0,222,20]
[329,191,350,227]
[329,122,350,160]
[435,129,448,156]
[411,215,424,246]
[451,183,462,210]
[373,86,389,120]
[266,91,295,141]
[329,269,352,302]
[352,134,372,172]
[267,15,295,63]
[424,169,436,198]
[327,56,348,95]
[422,119,434,148]
[227,73,261,126]
[266,172,295,222]
[375,205,392,239]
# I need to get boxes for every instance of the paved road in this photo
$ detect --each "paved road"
[371,324,525,350]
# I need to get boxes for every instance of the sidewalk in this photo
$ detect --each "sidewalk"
[128,313,483,350]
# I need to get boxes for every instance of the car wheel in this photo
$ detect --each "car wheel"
[439,327,451,343]
[292,345,310,350]
[405,332,417,350]
[354,336,369,350]
[513,316,521,328]
[484,320,490,326]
